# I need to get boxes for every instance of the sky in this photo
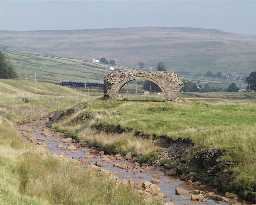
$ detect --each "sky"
[0,0,256,34]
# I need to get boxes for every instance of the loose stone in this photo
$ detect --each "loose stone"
[175,187,190,195]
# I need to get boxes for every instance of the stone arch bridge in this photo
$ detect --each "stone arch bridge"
[104,70,183,101]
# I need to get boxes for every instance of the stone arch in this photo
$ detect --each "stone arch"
[104,69,183,101]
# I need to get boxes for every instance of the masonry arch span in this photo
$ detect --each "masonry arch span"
[104,70,183,101]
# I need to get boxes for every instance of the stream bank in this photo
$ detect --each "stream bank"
[17,117,244,205]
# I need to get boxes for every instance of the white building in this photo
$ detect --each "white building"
[92,58,100,63]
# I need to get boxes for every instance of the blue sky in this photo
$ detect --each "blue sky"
[1,0,256,34]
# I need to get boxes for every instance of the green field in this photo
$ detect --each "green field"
[5,51,107,83]
[0,80,160,205]
[53,93,256,202]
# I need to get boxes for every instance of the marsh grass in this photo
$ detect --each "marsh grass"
[80,130,159,162]
[53,97,256,200]
[16,151,159,205]
[53,104,160,164]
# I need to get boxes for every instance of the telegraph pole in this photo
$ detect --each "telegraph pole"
[149,67,153,92]
[34,72,37,82]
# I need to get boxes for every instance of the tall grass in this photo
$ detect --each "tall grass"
[0,118,160,205]
[16,151,159,205]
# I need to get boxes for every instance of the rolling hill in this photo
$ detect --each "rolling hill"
[1,27,256,75]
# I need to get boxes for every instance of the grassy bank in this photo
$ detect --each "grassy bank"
[0,80,160,205]
[52,96,256,202]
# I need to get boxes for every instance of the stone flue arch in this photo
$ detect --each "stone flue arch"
[104,69,183,101]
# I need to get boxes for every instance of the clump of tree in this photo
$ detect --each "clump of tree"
[246,72,256,91]
[182,80,200,92]
[99,57,116,66]
[99,57,109,64]
[226,83,239,92]
[205,71,215,78]
[0,52,17,79]
[156,62,167,71]
[182,80,240,93]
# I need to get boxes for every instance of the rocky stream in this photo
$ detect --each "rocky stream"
[18,117,243,205]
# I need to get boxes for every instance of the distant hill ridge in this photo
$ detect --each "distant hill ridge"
[1,27,256,74]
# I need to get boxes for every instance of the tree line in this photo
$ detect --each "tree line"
[0,52,17,79]
[99,57,116,66]
[141,61,256,92]
[182,81,240,92]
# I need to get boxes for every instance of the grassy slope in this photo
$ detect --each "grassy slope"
[1,27,256,74]
[0,80,160,205]
[0,80,86,123]
[5,51,107,82]
[53,94,256,201]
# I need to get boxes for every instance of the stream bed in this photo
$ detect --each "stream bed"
[18,118,231,205]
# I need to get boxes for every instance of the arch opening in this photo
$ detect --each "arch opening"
[118,78,165,99]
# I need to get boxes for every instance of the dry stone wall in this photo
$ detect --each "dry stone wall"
[104,69,183,101]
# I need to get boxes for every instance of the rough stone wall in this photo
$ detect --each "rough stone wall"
[104,69,183,101]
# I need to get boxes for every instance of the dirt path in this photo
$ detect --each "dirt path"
[18,117,231,205]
